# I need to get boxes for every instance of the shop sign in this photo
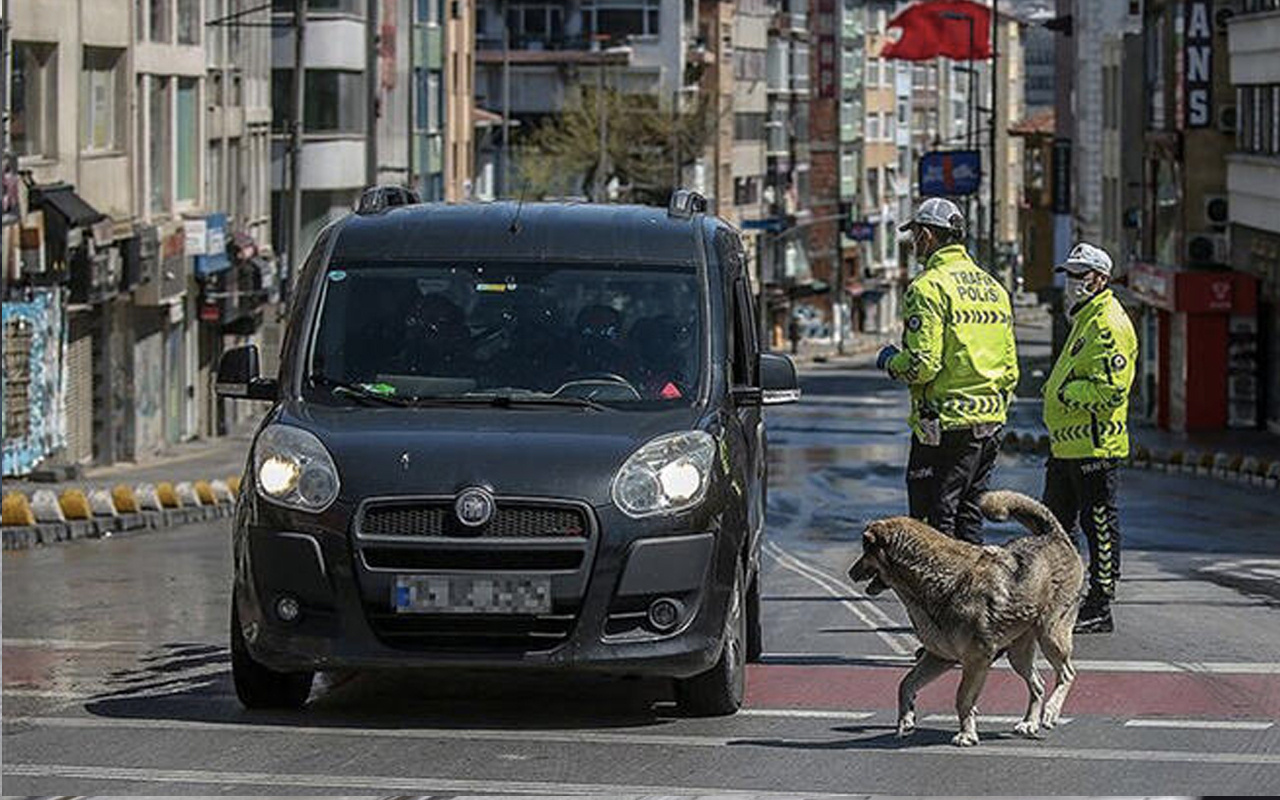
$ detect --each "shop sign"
[1130,262,1176,311]
[193,214,231,278]
[1184,0,1213,128]
[184,218,208,255]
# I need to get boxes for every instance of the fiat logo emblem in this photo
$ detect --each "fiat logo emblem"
[455,488,495,528]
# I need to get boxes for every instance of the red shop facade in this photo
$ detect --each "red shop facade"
[1126,263,1261,432]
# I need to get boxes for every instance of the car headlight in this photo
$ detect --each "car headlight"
[253,424,340,512]
[612,431,716,518]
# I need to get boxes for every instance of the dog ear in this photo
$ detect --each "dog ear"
[862,525,881,548]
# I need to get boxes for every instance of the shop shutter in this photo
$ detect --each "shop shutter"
[65,313,95,464]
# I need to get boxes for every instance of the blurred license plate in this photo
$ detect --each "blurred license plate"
[392,575,552,614]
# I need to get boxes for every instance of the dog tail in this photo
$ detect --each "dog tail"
[979,490,1070,543]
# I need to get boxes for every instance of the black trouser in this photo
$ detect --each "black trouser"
[906,426,1003,544]
[1042,457,1121,600]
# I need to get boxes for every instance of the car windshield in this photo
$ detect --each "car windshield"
[306,262,704,408]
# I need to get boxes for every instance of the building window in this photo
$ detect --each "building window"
[734,176,759,206]
[150,0,171,42]
[416,68,443,132]
[734,49,766,81]
[734,113,767,142]
[81,47,126,152]
[149,76,172,214]
[867,112,880,140]
[305,0,364,13]
[583,0,660,41]
[1237,85,1280,156]
[12,42,57,159]
[418,0,443,23]
[177,78,199,202]
[178,0,200,43]
[506,4,565,43]
[866,167,879,210]
[305,70,367,134]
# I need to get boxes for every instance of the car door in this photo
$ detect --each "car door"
[724,234,766,573]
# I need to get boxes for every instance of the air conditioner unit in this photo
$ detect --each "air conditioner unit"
[1204,194,1229,227]
[1217,104,1237,135]
[1186,232,1229,266]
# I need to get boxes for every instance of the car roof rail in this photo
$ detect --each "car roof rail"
[356,185,420,215]
[667,189,708,220]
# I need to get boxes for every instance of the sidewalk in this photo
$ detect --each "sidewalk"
[1011,312,1280,483]
[2,419,259,550]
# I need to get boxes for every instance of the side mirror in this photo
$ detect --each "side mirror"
[759,352,800,405]
[216,345,278,401]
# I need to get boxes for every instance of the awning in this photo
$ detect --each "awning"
[30,183,105,228]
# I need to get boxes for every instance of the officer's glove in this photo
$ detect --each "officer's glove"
[876,344,900,372]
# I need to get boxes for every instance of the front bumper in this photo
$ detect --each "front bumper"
[234,496,737,678]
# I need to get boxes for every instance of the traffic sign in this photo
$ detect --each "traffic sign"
[919,150,981,197]
[742,218,786,232]
[844,221,875,241]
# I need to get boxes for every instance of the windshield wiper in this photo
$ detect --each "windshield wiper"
[401,392,609,411]
[308,374,414,407]
[486,394,610,412]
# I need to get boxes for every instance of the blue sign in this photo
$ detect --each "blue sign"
[193,213,231,277]
[845,221,875,241]
[919,150,982,197]
[741,217,786,233]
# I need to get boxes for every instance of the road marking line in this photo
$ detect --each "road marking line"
[1124,719,1275,731]
[763,542,914,655]
[758,652,1280,675]
[2,638,143,650]
[765,541,904,632]
[739,709,877,721]
[10,715,1280,766]
[0,763,873,797]
[920,714,1073,725]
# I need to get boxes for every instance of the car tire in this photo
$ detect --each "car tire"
[675,559,746,717]
[745,570,763,663]
[230,595,314,710]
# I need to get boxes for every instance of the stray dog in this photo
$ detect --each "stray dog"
[847,490,1083,747]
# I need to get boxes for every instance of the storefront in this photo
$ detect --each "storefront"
[1231,224,1280,435]
[1127,262,1260,432]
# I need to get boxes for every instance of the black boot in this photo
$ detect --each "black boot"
[1074,592,1114,634]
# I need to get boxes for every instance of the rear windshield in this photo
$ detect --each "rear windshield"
[305,262,705,408]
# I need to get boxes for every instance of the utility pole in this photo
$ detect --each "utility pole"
[288,0,307,299]
[990,0,999,274]
[595,61,606,202]
[501,0,511,197]
[366,0,379,186]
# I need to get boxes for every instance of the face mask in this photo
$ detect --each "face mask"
[1063,275,1094,316]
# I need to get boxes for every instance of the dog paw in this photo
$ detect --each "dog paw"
[951,730,980,747]
[896,713,916,738]
[1041,708,1061,729]
[1013,720,1041,738]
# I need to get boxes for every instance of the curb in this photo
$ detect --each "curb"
[2,474,241,551]
[1001,430,1280,490]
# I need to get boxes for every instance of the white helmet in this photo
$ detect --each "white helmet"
[899,197,965,234]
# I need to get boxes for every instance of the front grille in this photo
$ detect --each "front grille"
[355,496,595,653]
[364,610,577,653]
[360,501,588,538]
[362,546,583,571]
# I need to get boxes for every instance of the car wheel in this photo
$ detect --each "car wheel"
[675,559,746,717]
[230,595,314,710]
[745,570,763,663]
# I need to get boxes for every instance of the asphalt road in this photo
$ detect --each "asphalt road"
[5,360,1280,795]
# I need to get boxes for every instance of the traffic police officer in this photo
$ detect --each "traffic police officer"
[1042,242,1137,634]
[877,198,1019,544]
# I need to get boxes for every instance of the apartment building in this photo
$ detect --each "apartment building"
[859,0,898,332]
[4,0,274,475]
[1227,0,1280,432]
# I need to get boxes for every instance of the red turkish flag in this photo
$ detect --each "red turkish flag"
[880,0,993,61]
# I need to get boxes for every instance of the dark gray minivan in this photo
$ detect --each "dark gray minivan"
[217,191,800,716]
